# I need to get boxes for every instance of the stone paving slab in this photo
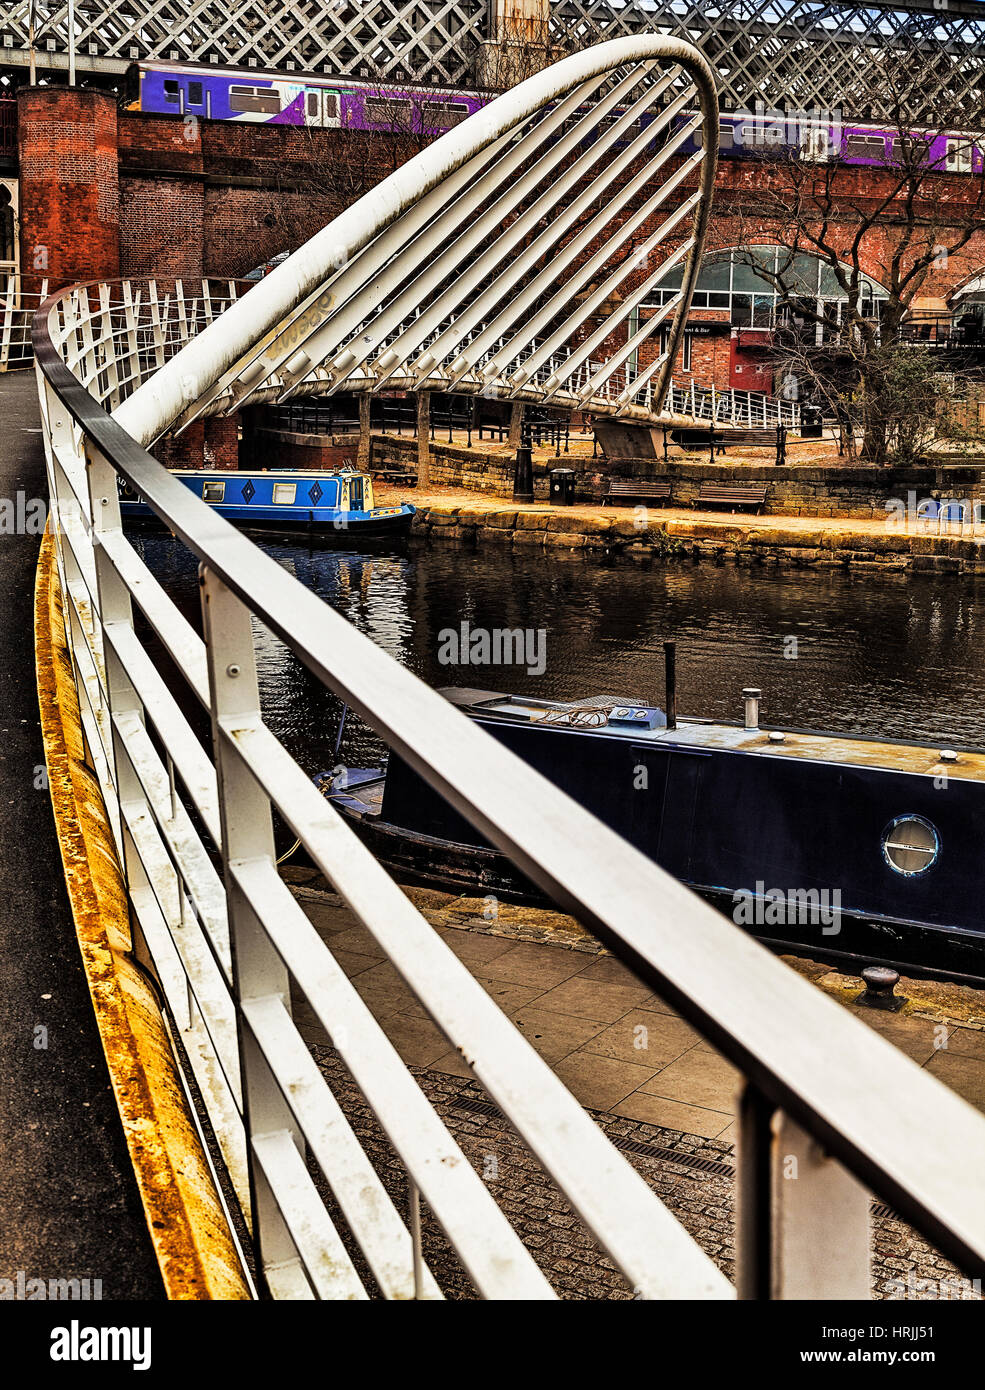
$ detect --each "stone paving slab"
[286,872,985,1298]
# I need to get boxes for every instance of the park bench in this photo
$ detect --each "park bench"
[603,478,672,507]
[696,482,769,514]
[372,467,418,487]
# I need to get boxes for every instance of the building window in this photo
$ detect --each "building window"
[229,85,281,115]
[681,334,692,372]
[648,246,887,336]
[272,483,297,505]
[202,481,225,502]
[0,183,15,270]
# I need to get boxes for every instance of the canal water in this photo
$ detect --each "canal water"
[133,533,985,775]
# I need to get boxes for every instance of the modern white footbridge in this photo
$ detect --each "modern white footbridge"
[33,37,983,1298]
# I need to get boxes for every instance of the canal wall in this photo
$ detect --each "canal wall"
[407,498,985,574]
[371,433,985,519]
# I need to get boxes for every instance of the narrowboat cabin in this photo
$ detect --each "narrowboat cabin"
[321,685,985,985]
[119,467,415,537]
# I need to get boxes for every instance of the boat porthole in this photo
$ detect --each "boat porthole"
[881,815,940,877]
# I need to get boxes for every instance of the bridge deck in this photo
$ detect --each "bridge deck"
[0,374,162,1298]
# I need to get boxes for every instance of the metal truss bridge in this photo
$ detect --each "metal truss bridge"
[1,0,984,124]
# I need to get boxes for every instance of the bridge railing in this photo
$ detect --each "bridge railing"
[33,270,985,1299]
[0,277,48,372]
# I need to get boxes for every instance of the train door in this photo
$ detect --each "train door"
[304,89,340,128]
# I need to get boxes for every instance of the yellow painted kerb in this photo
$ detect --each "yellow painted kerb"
[34,527,250,1300]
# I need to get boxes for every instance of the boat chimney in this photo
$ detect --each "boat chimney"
[664,641,677,730]
[742,687,761,730]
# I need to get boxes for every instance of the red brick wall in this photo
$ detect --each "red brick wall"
[118,112,204,281]
[204,416,240,471]
[17,87,119,297]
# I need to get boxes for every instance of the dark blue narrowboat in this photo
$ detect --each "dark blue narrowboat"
[119,468,415,537]
[323,686,985,985]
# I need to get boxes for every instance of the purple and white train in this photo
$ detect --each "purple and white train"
[126,61,486,133]
[127,60,982,175]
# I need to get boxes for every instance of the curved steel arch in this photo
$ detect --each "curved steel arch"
[115,36,720,447]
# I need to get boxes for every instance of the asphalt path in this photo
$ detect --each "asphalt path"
[0,371,162,1299]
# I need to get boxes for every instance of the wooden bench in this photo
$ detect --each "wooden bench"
[603,478,672,507]
[372,468,418,487]
[696,482,768,514]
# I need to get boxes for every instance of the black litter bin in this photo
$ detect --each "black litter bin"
[800,405,824,439]
[550,468,576,505]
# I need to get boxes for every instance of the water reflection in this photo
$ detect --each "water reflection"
[131,533,985,773]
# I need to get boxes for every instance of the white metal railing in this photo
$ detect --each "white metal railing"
[31,36,985,1300]
[35,268,985,1301]
[45,277,797,433]
[0,278,48,372]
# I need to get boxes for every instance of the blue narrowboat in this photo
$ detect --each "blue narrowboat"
[119,468,415,537]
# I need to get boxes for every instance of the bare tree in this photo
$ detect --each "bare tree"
[724,46,985,462]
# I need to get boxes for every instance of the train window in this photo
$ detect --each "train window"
[272,483,297,505]
[946,138,974,173]
[163,79,180,106]
[882,816,939,876]
[306,92,319,118]
[843,134,885,160]
[229,85,281,115]
[718,124,734,151]
[423,100,469,128]
[364,97,413,126]
[202,481,225,502]
[324,95,339,119]
[188,81,203,107]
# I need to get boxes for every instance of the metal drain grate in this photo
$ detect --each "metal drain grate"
[451,1095,901,1213]
[611,1135,735,1177]
[452,1095,504,1120]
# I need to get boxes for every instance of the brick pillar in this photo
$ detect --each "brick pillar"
[204,415,239,471]
[152,423,205,471]
[17,87,120,297]
[475,0,554,88]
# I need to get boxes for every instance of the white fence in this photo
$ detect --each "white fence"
[33,274,985,1301]
[0,278,47,372]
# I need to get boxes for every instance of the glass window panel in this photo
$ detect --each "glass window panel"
[819,261,849,296]
[654,263,684,291]
[752,294,774,327]
[696,257,731,292]
[775,252,819,297]
[730,293,753,326]
[272,483,297,505]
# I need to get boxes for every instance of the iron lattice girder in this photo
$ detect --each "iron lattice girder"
[549,0,985,121]
[1,1,984,117]
[0,0,488,84]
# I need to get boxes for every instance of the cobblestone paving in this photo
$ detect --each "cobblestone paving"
[307,1047,978,1301]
